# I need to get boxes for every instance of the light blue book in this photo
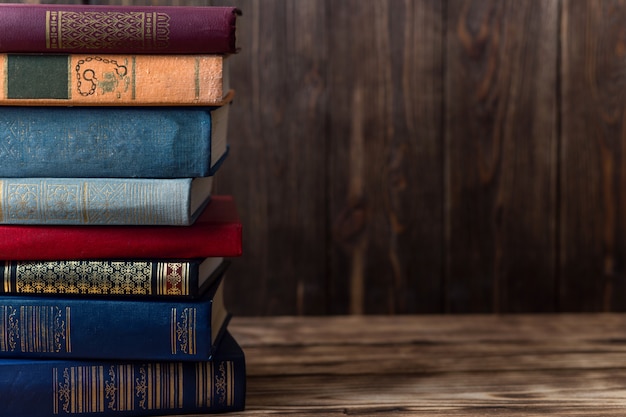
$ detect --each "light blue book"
[0,176,213,225]
[0,105,229,178]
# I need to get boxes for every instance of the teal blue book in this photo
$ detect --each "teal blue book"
[0,105,229,178]
[0,275,229,361]
[0,330,246,416]
[0,176,213,225]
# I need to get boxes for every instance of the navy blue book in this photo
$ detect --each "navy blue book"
[0,330,246,416]
[0,104,229,178]
[0,274,229,361]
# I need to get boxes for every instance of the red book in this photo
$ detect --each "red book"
[0,195,242,260]
[0,4,240,54]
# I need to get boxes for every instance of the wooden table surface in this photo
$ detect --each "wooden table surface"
[184,314,626,416]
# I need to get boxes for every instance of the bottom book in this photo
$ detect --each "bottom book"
[0,331,246,417]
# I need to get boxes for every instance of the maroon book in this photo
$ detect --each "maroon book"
[0,195,243,260]
[0,4,240,54]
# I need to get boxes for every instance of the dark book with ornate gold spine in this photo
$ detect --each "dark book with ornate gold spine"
[0,257,227,298]
[0,272,229,361]
[0,330,245,416]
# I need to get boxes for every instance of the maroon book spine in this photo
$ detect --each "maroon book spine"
[0,195,243,260]
[0,4,240,54]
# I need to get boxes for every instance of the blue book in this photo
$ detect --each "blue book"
[0,330,245,416]
[0,176,214,225]
[0,274,229,361]
[0,105,229,178]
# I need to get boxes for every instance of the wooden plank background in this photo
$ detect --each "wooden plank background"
[7,0,626,316]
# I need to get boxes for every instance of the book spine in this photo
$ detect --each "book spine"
[0,54,230,106]
[0,195,243,260]
[0,5,240,54]
[0,289,224,360]
[0,105,229,178]
[0,332,245,416]
[0,260,201,297]
[0,178,200,225]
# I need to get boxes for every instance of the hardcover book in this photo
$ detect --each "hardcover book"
[0,330,245,416]
[0,274,229,361]
[0,176,214,225]
[0,104,230,178]
[0,53,231,106]
[0,195,242,260]
[0,4,240,54]
[0,257,227,298]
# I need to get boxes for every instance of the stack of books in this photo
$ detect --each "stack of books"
[0,4,245,416]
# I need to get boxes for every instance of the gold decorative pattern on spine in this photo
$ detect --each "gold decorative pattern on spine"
[171,308,197,355]
[14,261,152,295]
[195,360,234,408]
[0,305,70,353]
[46,11,170,50]
[157,262,189,296]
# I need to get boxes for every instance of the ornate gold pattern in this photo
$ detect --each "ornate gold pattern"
[53,363,185,414]
[171,308,197,355]
[157,262,190,296]
[195,361,233,408]
[14,261,153,295]
[46,11,170,50]
[0,305,70,353]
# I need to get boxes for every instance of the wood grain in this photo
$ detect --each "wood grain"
[327,0,444,314]
[221,315,626,416]
[211,0,329,315]
[560,0,626,312]
[445,0,558,312]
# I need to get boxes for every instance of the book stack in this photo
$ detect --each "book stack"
[0,4,245,416]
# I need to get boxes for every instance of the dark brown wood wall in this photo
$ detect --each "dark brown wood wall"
[17,0,626,315]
